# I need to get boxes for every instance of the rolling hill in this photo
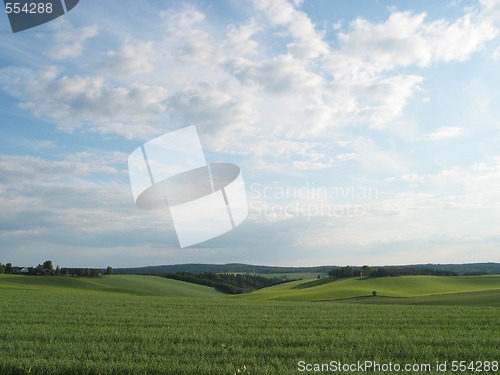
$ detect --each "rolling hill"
[0,274,222,297]
[2,274,500,306]
[236,275,500,304]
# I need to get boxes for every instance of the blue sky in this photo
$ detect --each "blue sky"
[1,0,500,268]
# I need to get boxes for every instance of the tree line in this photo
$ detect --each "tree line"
[0,260,113,278]
[328,265,465,279]
[162,271,286,294]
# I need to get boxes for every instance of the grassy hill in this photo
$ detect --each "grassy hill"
[0,274,222,297]
[236,275,500,304]
[2,274,500,305]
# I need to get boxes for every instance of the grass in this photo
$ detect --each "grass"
[236,275,500,302]
[0,275,499,373]
[0,287,498,374]
[0,274,221,297]
[334,289,500,306]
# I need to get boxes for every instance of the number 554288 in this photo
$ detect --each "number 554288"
[5,2,53,14]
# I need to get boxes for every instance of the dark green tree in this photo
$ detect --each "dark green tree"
[89,269,101,278]
[329,266,354,278]
[5,263,12,274]
[35,264,43,275]
[0,263,5,274]
[342,266,353,277]
[43,260,53,272]
[362,265,372,277]
[106,266,113,275]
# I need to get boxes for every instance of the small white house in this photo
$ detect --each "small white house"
[19,267,29,273]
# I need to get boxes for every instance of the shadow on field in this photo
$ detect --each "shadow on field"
[318,289,500,306]
[292,276,368,289]
[291,277,337,289]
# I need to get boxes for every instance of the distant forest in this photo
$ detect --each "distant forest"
[162,272,285,294]
[114,262,500,277]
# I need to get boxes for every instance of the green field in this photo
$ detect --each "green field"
[0,275,499,374]
[0,274,221,297]
[334,289,500,306]
[236,275,500,303]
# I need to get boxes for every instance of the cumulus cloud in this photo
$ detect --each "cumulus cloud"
[160,8,223,66]
[3,2,496,156]
[0,66,168,139]
[331,8,497,77]
[104,41,154,75]
[254,0,330,60]
[225,18,261,57]
[229,54,323,94]
[44,19,99,60]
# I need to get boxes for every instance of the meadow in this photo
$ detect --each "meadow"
[0,274,499,374]
[237,275,500,303]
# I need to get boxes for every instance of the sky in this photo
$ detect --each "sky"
[1,0,500,268]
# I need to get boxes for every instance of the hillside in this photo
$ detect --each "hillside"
[2,274,500,306]
[0,274,222,297]
[236,275,500,304]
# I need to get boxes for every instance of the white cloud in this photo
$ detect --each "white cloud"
[3,2,495,153]
[44,19,99,61]
[332,8,497,78]
[0,67,169,139]
[104,41,154,75]
[479,0,500,24]
[0,153,178,257]
[353,75,424,128]
[386,157,500,196]
[493,45,500,60]
[421,126,465,140]
[225,18,261,57]
[0,152,126,184]
[254,0,330,60]
[160,9,223,66]
[229,54,323,94]
[166,80,258,148]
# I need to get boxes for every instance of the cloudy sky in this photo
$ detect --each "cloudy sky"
[1,0,500,268]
